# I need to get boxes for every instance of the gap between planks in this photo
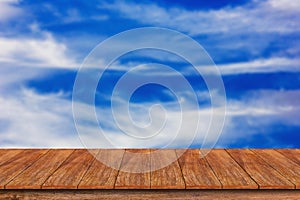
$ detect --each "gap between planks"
[0,149,299,190]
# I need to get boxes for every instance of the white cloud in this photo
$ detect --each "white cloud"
[63,9,82,23]
[0,24,79,95]
[79,89,300,148]
[232,90,300,124]
[0,0,22,22]
[219,57,300,74]
[268,0,300,11]
[0,89,82,147]
[62,9,109,23]
[218,89,300,146]
[0,87,299,148]
[0,33,77,69]
[107,56,300,75]
[194,57,300,75]
[0,66,50,92]
[101,0,300,35]
[0,0,298,148]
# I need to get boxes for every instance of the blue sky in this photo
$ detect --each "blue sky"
[0,0,299,148]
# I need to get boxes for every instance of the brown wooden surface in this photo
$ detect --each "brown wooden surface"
[1,190,300,200]
[227,149,295,189]
[6,149,74,189]
[0,149,24,166]
[204,149,258,189]
[252,149,300,188]
[151,149,185,189]
[115,149,151,189]
[79,149,124,189]
[0,149,48,189]
[42,149,97,189]
[0,149,299,190]
[276,149,300,166]
[176,149,221,189]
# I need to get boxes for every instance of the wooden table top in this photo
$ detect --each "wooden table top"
[0,149,300,189]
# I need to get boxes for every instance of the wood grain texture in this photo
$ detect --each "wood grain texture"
[42,149,97,189]
[227,149,294,189]
[176,149,221,189]
[115,149,151,189]
[0,149,48,189]
[0,149,24,166]
[0,149,299,190]
[78,149,124,189]
[151,149,185,189]
[252,149,300,188]
[204,149,258,189]
[6,149,74,189]
[1,190,300,200]
[276,149,300,166]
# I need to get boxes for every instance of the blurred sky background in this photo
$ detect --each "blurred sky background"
[0,0,300,148]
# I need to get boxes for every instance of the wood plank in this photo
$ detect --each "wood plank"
[0,149,48,189]
[204,149,258,189]
[115,149,150,189]
[1,190,300,200]
[276,149,300,166]
[0,149,24,166]
[6,149,74,189]
[78,149,124,189]
[0,148,298,190]
[151,149,185,189]
[252,149,300,188]
[227,149,294,189]
[42,149,97,189]
[176,149,221,189]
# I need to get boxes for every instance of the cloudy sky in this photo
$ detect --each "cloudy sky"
[0,0,299,148]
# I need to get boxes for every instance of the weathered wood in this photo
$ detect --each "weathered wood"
[204,149,258,189]
[228,149,294,189]
[6,149,74,189]
[0,149,48,189]
[42,149,97,189]
[151,149,185,189]
[1,190,300,200]
[0,149,24,166]
[115,149,151,189]
[176,149,221,189]
[252,149,300,188]
[0,149,299,190]
[276,149,300,166]
[79,149,124,189]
